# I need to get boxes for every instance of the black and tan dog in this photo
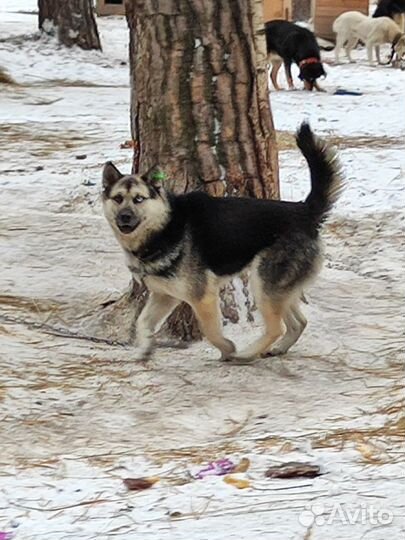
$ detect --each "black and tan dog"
[265,20,326,91]
[102,123,343,363]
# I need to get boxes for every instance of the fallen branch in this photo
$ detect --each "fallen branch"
[10,497,121,512]
[0,313,190,350]
[0,313,126,347]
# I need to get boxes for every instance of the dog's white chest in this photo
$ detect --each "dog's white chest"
[124,251,145,281]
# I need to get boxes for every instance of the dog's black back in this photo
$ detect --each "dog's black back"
[373,0,405,18]
[265,20,320,63]
[265,20,325,83]
[129,124,341,279]
[170,193,311,276]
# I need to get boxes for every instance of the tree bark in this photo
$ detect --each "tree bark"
[126,0,279,340]
[38,0,101,50]
[0,66,15,85]
[292,0,312,22]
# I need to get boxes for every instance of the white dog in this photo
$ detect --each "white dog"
[333,11,405,64]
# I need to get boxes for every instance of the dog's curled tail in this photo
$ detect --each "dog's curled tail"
[296,122,344,226]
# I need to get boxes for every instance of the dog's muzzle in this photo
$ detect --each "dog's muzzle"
[116,209,140,234]
[303,79,315,91]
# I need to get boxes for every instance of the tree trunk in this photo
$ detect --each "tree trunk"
[292,0,312,22]
[126,0,279,340]
[0,66,15,85]
[38,0,101,50]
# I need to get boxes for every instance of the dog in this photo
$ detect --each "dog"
[102,123,343,363]
[264,20,326,91]
[373,0,405,32]
[333,11,405,64]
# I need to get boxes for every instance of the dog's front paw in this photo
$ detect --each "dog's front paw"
[132,342,153,362]
[262,345,288,357]
[223,348,257,365]
[224,355,257,365]
[219,339,236,361]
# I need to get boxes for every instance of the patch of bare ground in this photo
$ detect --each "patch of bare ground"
[29,79,128,88]
[312,414,405,464]
[277,130,404,151]
[0,122,102,157]
[0,66,16,85]
[0,294,63,314]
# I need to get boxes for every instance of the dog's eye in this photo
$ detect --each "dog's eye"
[133,195,145,204]
[112,194,123,204]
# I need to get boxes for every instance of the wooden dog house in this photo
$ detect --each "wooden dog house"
[96,0,125,17]
[263,0,293,22]
[96,0,294,21]
[313,0,369,40]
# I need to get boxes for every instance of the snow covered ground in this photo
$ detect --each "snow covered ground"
[0,2,404,540]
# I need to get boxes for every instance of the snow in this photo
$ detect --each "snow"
[271,58,405,138]
[0,3,404,540]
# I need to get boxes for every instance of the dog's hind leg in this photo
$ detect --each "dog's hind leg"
[191,294,235,360]
[334,33,345,63]
[229,269,286,362]
[345,38,358,63]
[269,58,282,90]
[132,292,179,360]
[232,294,286,362]
[263,301,307,357]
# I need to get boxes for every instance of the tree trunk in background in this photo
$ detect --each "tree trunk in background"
[292,0,312,22]
[38,0,101,50]
[126,0,279,340]
[0,66,15,85]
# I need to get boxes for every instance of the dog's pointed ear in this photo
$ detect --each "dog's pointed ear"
[103,162,123,191]
[141,164,160,183]
[141,164,166,193]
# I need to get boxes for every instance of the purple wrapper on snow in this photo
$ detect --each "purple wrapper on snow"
[0,1,404,539]
[194,458,236,479]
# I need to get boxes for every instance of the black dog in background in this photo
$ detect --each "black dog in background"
[265,20,326,91]
[373,0,405,18]
[373,0,405,30]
